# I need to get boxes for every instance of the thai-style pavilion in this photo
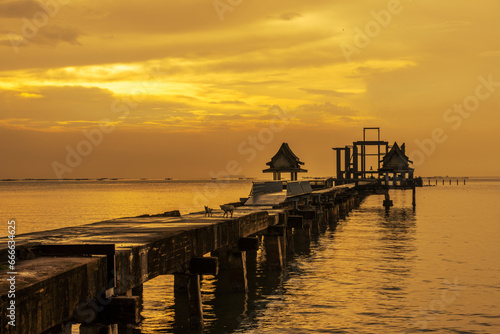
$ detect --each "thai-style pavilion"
[263,143,307,181]
[379,142,414,187]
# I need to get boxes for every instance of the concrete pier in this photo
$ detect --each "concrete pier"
[1,179,406,333]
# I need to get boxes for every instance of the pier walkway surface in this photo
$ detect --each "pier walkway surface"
[1,181,385,333]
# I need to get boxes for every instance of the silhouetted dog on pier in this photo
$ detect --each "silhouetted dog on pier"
[220,204,234,218]
[204,206,213,217]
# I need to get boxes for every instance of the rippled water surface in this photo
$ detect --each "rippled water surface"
[2,179,499,333]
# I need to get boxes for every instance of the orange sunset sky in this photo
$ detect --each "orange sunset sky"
[1,0,499,179]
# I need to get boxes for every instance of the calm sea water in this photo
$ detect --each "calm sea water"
[1,179,499,333]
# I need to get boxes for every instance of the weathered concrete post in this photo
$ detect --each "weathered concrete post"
[174,274,203,329]
[383,191,393,210]
[339,198,347,219]
[80,324,118,334]
[173,273,190,330]
[212,245,251,293]
[285,226,295,257]
[264,225,285,269]
[173,257,218,330]
[332,204,340,222]
[327,204,338,228]
[290,215,310,254]
[310,214,320,235]
[317,205,327,233]
[174,273,190,295]
[354,194,360,208]
[43,323,72,334]
[188,274,203,329]
[412,187,416,209]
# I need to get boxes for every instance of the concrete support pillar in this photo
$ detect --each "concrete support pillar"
[174,273,190,295]
[327,206,338,230]
[264,226,285,269]
[117,324,139,334]
[131,284,143,312]
[188,274,204,329]
[172,257,218,330]
[310,215,320,235]
[80,324,118,334]
[173,274,190,330]
[354,195,360,208]
[319,209,328,233]
[286,227,295,257]
[383,191,393,210]
[293,220,311,255]
[412,187,416,209]
[212,247,248,293]
[331,205,339,223]
[43,323,72,334]
[339,200,347,219]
